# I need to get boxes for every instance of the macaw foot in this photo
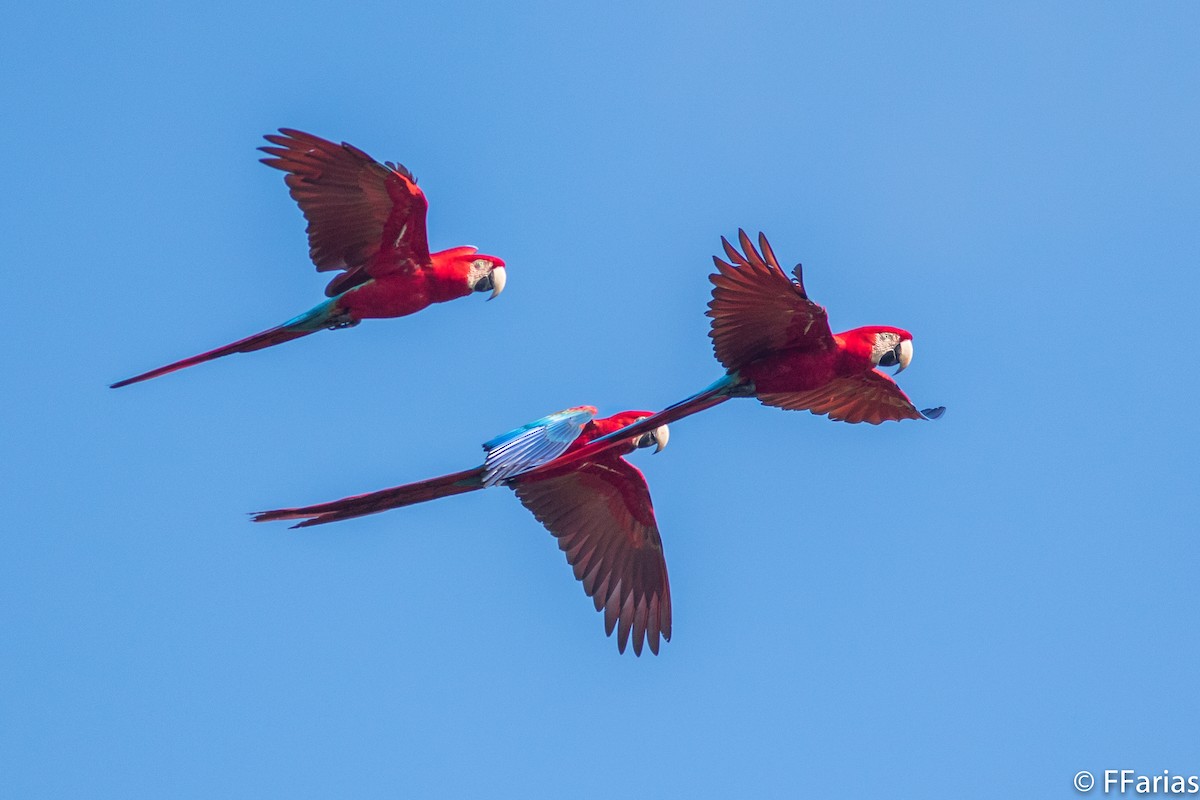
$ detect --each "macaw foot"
[728,379,757,398]
[326,313,360,331]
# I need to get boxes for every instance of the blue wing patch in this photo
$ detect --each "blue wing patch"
[481,406,596,487]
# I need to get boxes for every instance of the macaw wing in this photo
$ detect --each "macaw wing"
[512,455,671,656]
[757,368,931,424]
[708,229,835,370]
[481,406,597,487]
[260,128,432,296]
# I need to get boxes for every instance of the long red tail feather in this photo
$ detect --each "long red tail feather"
[252,467,486,528]
[110,324,318,388]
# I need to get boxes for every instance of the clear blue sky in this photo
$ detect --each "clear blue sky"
[3,2,1198,797]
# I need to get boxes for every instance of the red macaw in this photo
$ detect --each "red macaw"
[253,407,673,656]
[549,230,944,468]
[111,129,506,388]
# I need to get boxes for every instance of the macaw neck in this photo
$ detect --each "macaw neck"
[573,417,639,456]
[426,250,480,302]
[833,328,881,372]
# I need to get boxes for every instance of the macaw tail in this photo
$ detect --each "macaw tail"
[251,467,486,529]
[654,372,745,424]
[110,300,343,388]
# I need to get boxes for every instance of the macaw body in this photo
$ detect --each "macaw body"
[334,245,484,318]
[547,231,944,470]
[253,407,673,656]
[111,129,506,388]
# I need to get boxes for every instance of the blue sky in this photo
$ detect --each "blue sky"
[3,1,1198,797]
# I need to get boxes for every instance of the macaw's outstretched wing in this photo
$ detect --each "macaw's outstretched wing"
[758,369,943,424]
[481,406,597,487]
[259,128,432,296]
[512,456,671,656]
[708,229,835,370]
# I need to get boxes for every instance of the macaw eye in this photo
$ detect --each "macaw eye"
[878,348,899,367]
[473,274,494,293]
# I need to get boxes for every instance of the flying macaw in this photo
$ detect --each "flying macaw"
[111,129,506,388]
[545,230,944,469]
[253,407,673,656]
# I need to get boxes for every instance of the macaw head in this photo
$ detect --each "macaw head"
[597,411,670,454]
[870,326,914,374]
[844,325,915,374]
[433,246,508,300]
[466,255,507,300]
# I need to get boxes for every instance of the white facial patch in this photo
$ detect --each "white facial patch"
[872,332,903,364]
[467,258,494,289]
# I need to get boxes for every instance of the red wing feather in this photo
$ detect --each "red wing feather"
[260,129,431,296]
[512,456,671,656]
[758,369,924,424]
[708,230,834,370]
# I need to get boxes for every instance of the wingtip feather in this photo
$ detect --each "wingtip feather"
[737,228,755,257]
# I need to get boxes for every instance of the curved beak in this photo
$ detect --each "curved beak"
[895,339,913,374]
[651,423,669,453]
[487,266,506,300]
